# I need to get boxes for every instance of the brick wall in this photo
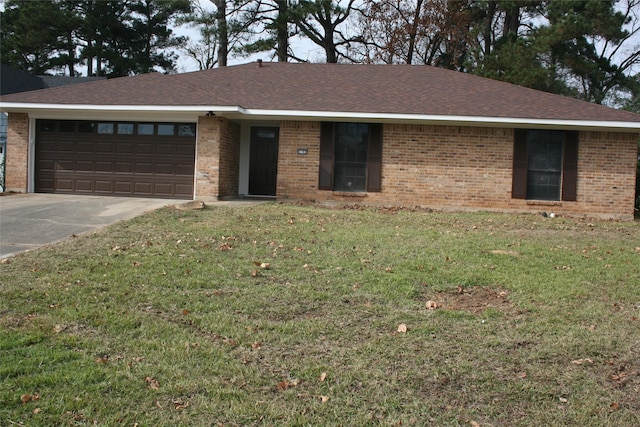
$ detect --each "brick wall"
[276,121,638,219]
[195,116,240,198]
[5,113,29,192]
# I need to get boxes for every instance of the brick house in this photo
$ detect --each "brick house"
[1,62,639,219]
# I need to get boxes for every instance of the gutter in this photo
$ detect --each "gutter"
[1,102,639,133]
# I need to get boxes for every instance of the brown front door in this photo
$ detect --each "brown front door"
[249,127,279,196]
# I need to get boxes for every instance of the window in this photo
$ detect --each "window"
[59,121,76,132]
[157,124,175,136]
[319,122,383,192]
[137,124,154,135]
[78,122,96,133]
[512,129,578,201]
[178,124,196,137]
[117,123,134,135]
[97,123,115,134]
[334,123,369,191]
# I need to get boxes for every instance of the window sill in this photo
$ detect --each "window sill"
[526,200,562,207]
[332,191,368,198]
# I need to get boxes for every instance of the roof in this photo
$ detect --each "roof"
[1,64,45,95]
[1,62,639,130]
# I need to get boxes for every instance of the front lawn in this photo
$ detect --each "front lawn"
[1,203,639,426]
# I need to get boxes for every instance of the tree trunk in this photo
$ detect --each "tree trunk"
[406,0,424,64]
[214,0,228,67]
[67,30,76,76]
[483,0,496,54]
[276,0,288,62]
[503,4,520,37]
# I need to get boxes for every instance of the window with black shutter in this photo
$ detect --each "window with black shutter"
[318,122,383,192]
[512,129,578,201]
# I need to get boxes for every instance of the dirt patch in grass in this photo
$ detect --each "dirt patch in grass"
[427,286,517,316]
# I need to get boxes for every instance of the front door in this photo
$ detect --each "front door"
[249,127,279,196]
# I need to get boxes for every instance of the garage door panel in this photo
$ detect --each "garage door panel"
[76,161,94,172]
[137,143,153,154]
[116,162,133,173]
[58,160,74,171]
[134,182,153,194]
[115,181,133,193]
[56,179,74,190]
[96,142,115,153]
[153,183,173,196]
[96,162,113,172]
[177,144,195,155]
[36,120,196,199]
[38,159,56,171]
[95,181,113,192]
[176,164,193,175]
[76,180,94,192]
[156,144,175,155]
[175,184,194,197]
[136,163,153,174]
[117,143,134,154]
[77,142,94,153]
[57,141,75,152]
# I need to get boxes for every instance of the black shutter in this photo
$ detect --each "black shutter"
[562,131,579,201]
[318,122,334,190]
[512,129,528,199]
[367,124,383,192]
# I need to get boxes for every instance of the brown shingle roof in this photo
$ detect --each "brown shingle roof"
[2,62,639,123]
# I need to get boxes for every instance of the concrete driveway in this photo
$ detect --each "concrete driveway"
[0,194,185,259]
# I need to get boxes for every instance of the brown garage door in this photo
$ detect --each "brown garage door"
[35,120,196,199]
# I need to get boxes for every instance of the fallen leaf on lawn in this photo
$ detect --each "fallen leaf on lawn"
[132,262,141,267]
[251,342,261,350]
[22,394,39,403]
[173,400,189,410]
[319,372,327,382]
[572,358,593,365]
[470,421,480,427]
[253,261,271,269]
[182,309,190,315]
[320,395,330,403]
[559,397,568,403]
[397,323,408,333]
[155,400,163,409]
[144,376,160,389]
[425,300,439,310]
[634,247,640,252]
[95,356,109,364]
[516,371,527,379]
[277,379,298,390]
[610,402,620,411]
[33,408,41,414]
[218,243,233,251]
[385,267,393,273]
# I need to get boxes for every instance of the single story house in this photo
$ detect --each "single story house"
[1,61,639,219]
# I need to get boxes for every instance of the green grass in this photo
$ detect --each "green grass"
[1,202,639,426]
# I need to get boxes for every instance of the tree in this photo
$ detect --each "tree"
[541,0,640,104]
[290,0,357,63]
[355,0,474,67]
[236,0,292,62]
[128,0,191,74]
[0,0,69,74]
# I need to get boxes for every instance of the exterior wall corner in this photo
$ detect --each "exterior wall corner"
[5,113,30,193]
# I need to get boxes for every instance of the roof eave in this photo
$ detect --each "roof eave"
[237,108,640,133]
[2,103,639,132]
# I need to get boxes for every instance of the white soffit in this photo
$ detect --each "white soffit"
[1,102,639,132]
